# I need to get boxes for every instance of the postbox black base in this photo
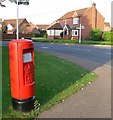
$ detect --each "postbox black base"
[12,96,36,112]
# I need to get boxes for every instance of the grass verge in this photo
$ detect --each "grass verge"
[2,47,97,118]
[31,37,113,45]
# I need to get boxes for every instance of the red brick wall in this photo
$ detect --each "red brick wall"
[80,4,104,40]
[48,35,62,39]
[2,33,32,40]
[96,11,104,31]
[19,19,30,33]
[80,8,92,39]
[2,34,16,40]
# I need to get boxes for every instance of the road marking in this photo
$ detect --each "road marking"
[41,47,49,49]
[67,47,91,52]
[105,52,111,55]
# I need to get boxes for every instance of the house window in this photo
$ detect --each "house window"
[72,30,78,36]
[47,30,55,36]
[50,30,52,35]
[73,18,79,24]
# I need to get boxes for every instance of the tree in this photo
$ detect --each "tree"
[0,0,29,7]
[2,26,7,34]
[0,0,6,7]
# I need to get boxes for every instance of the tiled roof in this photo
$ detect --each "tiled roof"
[58,7,89,20]
[36,24,49,30]
[65,24,72,29]
[3,18,26,27]
[26,27,34,33]
[47,22,63,30]
[104,22,110,27]
[29,22,36,28]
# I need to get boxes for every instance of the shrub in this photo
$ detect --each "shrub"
[102,32,113,42]
[32,30,47,37]
[40,30,47,37]
[60,32,63,38]
[90,29,102,41]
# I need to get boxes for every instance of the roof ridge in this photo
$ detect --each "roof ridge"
[3,18,25,21]
[58,7,90,20]
[47,20,58,29]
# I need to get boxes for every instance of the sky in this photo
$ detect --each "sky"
[0,0,112,26]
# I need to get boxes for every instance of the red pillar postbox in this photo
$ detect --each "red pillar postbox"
[8,39,36,112]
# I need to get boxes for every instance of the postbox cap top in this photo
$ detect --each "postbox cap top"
[10,39,32,44]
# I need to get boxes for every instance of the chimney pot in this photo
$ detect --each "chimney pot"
[92,3,96,7]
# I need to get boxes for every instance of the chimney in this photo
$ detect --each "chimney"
[92,3,97,29]
[92,3,96,8]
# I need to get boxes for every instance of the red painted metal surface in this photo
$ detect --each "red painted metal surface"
[9,39,35,100]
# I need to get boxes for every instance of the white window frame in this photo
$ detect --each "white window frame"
[72,30,78,36]
[73,18,79,24]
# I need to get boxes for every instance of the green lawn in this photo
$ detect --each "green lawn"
[31,37,113,45]
[2,47,97,118]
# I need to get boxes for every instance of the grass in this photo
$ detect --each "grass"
[2,47,97,118]
[31,37,113,45]
[0,45,2,120]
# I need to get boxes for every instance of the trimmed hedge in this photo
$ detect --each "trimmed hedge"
[90,29,102,41]
[102,32,113,42]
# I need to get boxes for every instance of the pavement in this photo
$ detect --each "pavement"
[37,51,111,118]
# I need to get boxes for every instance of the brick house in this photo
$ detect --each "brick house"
[104,22,111,32]
[47,3,105,40]
[2,18,38,39]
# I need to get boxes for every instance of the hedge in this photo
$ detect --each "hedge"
[90,29,102,41]
[102,32,113,42]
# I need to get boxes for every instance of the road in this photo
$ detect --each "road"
[2,41,112,67]
[34,42,112,67]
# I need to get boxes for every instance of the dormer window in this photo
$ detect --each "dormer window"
[73,18,79,24]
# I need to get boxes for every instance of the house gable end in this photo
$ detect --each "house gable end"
[7,24,13,30]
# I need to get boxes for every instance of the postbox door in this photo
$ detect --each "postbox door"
[18,43,35,100]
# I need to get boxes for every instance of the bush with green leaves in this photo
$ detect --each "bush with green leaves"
[32,30,47,37]
[60,32,63,38]
[90,29,102,41]
[102,32,113,42]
